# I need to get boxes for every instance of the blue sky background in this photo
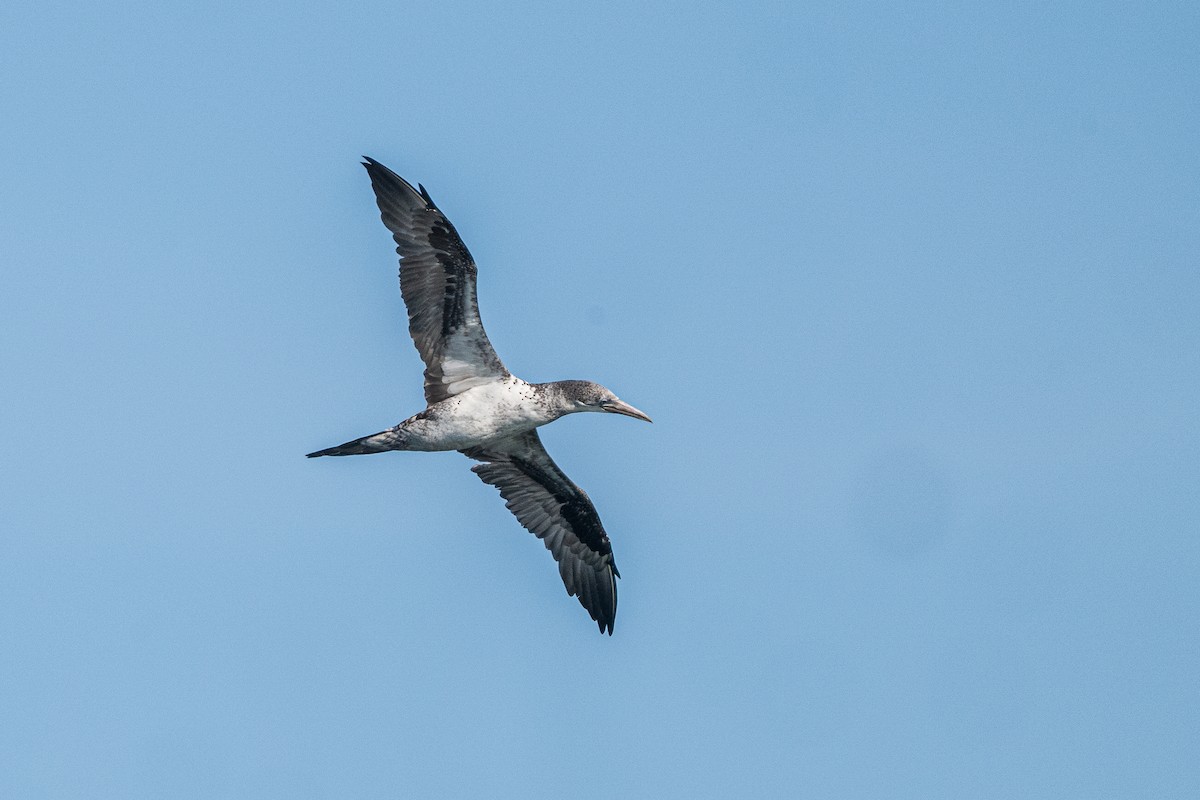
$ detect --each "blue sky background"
[2,2,1198,797]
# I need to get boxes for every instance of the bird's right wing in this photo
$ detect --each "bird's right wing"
[461,431,620,634]
[362,157,509,405]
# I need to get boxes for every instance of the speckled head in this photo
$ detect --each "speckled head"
[542,380,653,423]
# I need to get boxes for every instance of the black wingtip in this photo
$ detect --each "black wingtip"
[361,156,393,181]
[360,157,436,210]
[361,155,385,175]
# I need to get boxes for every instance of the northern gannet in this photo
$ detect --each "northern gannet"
[308,158,651,635]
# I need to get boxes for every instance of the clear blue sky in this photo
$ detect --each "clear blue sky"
[2,2,1197,797]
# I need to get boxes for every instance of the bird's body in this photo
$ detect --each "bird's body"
[404,378,552,451]
[309,378,613,454]
[308,158,650,634]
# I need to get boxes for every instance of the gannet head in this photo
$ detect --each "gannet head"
[554,381,653,423]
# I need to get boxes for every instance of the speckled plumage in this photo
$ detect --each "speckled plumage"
[307,158,651,635]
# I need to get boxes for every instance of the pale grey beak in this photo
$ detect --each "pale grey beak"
[602,399,653,423]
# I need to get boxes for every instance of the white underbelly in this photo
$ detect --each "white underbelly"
[399,381,549,451]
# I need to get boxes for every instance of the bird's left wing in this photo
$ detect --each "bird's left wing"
[362,157,509,405]
[461,431,620,634]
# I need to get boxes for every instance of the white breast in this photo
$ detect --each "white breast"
[402,378,551,451]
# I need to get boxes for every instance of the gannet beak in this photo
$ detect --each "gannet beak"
[602,399,653,423]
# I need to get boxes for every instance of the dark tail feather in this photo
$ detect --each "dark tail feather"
[306,429,403,458]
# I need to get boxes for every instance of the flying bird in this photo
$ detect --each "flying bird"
[307,157,651,635]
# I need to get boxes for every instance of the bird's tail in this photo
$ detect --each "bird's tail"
[306,428,405,458]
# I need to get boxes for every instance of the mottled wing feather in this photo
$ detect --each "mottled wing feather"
[362,158,508,405]
[461,431,620,634]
